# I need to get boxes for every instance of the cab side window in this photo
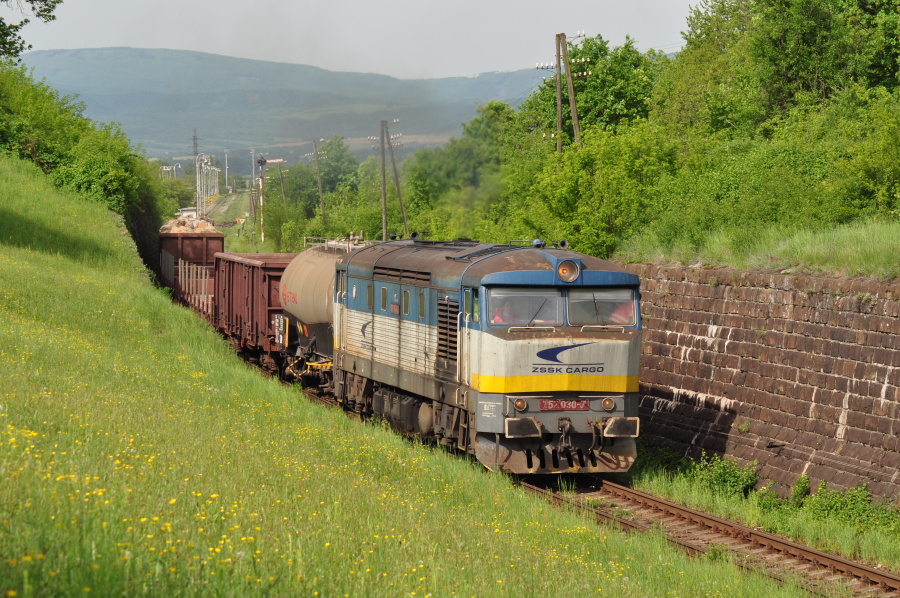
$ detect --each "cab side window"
[464,288,480,323]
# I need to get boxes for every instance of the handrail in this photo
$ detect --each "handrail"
[456,311,465,384]
[580,325,625,332]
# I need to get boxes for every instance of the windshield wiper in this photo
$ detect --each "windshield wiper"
[590,294,601,319]
[527,298,548,326]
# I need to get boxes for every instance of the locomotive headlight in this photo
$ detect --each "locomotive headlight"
[557,259,580,283]
[513,398,528,412]
[601,398,616,411]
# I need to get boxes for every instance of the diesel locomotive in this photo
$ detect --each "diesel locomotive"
[161,227,642,474]
[274,237,642,474]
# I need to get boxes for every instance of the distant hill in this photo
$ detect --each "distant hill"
[22,48,544,170]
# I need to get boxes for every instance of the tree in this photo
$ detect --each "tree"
[0,0,61,59]
[518,35,666,141]
[751,0,900,110]
[751,0,858,108]
[317,135,359,193]
[853,0,900,90]
[577,37,669,131]
[535,122,677,257]
[280,161,320,218]
[0,61,88,171]
[403,100,514,201]
[650,0,763,138]
[51,123,140,213]
[160,177,195,209]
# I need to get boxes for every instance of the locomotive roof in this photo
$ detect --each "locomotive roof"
[338,239,638,289]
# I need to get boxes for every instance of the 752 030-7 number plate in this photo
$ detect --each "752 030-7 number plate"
[539,399,590,411]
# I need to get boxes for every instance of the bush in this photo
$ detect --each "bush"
[51,124,138,213]
[801,481,900,533]
[688,452,758,498]
[0,61,173,272]
[790,473,810,508]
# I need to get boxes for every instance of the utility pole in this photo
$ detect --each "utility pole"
[383,120,408,237]
[224,148,229,194]
[541,33,585,152]
[194,153,206,216]
[555,34,564,154]
[312,139,326,227]
[559,34,582,147]
[257,157,267,243]
[379,120,388,241]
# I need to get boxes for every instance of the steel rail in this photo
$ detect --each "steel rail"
[519,479,900,597]
[592,479,900,594]
[519,482,710,557]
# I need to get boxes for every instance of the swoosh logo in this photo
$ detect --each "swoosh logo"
[536,342,594,363]
[361,322,370,338]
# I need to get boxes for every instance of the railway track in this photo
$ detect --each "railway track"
[521,478,900,597]
[301,388,344,417]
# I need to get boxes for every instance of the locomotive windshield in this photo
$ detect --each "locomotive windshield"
[489,288,562,325]
[487,287,637,327]
[568,288,636,326]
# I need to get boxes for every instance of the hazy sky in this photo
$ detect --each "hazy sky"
[3,0,695,79]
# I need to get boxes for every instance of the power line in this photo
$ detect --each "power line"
[638,39,685,54]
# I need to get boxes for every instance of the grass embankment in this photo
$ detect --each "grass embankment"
[616,220,900,280]
[0,156,810,596]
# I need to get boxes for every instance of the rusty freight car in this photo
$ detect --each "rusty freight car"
[212,253,298,374]
[158,219,225,317]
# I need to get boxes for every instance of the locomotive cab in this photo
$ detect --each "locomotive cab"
[458,255,642,473]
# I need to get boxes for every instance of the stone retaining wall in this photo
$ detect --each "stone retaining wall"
[625,265,900,500]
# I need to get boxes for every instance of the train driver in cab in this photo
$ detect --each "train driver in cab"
[609,299,635,325]
[492,299,516,324]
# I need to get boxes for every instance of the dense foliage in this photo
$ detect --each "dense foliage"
[0,60,175,268]
[265,0,899,270]
[0,0,60,59]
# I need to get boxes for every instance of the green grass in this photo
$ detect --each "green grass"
[0,155,816,596]
[627,446,900,573]
[616,219,900,280]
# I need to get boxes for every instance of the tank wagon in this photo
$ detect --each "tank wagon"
[276,237,642,474]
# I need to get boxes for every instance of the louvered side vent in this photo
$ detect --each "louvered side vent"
[373,266,401,282]
[373,267,431,284]
[437,298,459,362]
[400,270,432,284]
